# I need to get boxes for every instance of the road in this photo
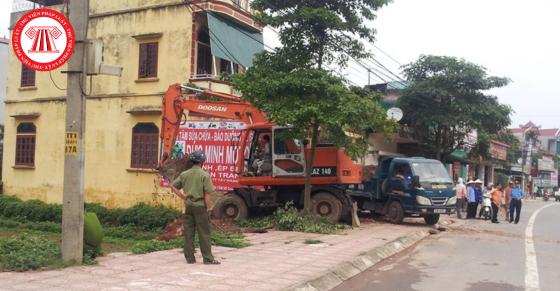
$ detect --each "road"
[333,199,560,291]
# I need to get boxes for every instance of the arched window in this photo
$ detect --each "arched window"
[16,123,36,166]
[131,123,159,168]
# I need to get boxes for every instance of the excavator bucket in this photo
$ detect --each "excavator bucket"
[158,154,194,183]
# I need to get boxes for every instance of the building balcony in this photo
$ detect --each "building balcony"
[189,74,242,98]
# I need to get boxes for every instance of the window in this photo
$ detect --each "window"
[16,123,36,166]
[138,43,158,78]
[131,123,159,169]
[21,65,36,87]
[197,30,212,75]
[220,59,238,74]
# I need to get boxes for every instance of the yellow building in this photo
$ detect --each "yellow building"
[3,0,263,209]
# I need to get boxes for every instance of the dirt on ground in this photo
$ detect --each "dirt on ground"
[362,165,377,181]
[155,211,384,241]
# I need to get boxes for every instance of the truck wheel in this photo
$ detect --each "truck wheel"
[388,201,404,224]
[212,195,248,221]
[310,192,342,223]
[424,214,440,225]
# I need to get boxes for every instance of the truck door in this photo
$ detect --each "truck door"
[271,126,306,177]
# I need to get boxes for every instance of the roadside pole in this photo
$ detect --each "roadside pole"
[61,0,89,263]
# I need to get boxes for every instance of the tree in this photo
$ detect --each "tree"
[397,55,513,162]
[230,1,397,211]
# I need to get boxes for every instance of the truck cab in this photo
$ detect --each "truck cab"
[348,156,456,225]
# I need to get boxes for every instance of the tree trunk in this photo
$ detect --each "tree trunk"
[303,122,320,212]
[435,125,442,161]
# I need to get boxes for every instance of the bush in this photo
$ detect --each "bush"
[0,234,64,272]
[23,221,62,233]
[86,203,122,227]
[118,203,180,231]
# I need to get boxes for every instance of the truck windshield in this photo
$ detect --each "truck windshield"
[410,162,453,184]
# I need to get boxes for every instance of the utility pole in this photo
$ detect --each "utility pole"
[61,0,89,263]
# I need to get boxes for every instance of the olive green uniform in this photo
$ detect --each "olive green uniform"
[171,165,215,263]
[83,212,103,256]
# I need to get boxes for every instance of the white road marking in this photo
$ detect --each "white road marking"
[525,203,555,291]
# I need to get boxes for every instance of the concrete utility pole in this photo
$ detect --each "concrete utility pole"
[61,0,89,263]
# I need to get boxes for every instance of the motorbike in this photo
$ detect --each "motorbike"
[543,191,549,202]
[480,193,492,220]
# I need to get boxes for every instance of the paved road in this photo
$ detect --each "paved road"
[332,199,560,291]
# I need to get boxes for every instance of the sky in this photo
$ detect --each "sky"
[1,0,559,129]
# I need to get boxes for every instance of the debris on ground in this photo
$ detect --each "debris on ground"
[158,155,193,183]
[362,165,377,181]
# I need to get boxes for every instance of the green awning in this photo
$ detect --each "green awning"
[207,11,264,68]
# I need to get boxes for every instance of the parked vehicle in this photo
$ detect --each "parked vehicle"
[158,84,456,225]
[480,193,492,220]
[344,157,456,225]
[555,191,560,202]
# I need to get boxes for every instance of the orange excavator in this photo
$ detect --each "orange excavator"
[159,83,361,222]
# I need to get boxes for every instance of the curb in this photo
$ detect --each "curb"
[281,220,454,291]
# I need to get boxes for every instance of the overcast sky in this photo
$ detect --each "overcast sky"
[2,0,559,129]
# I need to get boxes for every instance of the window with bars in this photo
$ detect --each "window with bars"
[16,123,36,166]
[138,42,158,78]
[197,30,212,75]
[220,59,239,74]
[131,123,159,169]
[21,64,36,87]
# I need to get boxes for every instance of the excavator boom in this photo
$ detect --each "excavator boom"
[159,83,267,168]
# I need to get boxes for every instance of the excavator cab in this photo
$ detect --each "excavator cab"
[271,126,306,177]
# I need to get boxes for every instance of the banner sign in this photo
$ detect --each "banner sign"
[161,121,248,191]
[489,140,508,161]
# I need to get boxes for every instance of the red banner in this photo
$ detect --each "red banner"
[161,121,249,191]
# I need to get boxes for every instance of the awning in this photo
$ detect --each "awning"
[207,11,264,68]
[494,168,522,176]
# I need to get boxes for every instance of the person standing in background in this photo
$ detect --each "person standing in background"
[488,182,503,224]
[455,178,467,220]
[503,182,512,222]
[510,180,525,224]
[466,180,477,219]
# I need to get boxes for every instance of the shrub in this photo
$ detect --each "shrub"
[0,234,64,272]
[85,203,122,227]
[118,203,180,231]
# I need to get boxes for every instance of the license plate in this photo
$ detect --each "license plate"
[434,209,446,213]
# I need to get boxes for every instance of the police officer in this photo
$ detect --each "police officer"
[170,150,220,265]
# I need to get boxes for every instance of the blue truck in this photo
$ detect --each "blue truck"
[346,156,457,225]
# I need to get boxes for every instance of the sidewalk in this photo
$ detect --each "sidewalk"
[0,219,450,291]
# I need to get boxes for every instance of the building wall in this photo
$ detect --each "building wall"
[0,38,8,123]
[3,1,253,209]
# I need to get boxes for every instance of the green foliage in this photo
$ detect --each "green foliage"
[397,55,513,162]
[85,203,123,226]
[117,203,180,231]
[211,231,249,249]
[0,197,180,232]
[233,1,396,210]
[103,225,159,240]
[236,202,348,235]
[0,217,20,228]
[0,234,68,272]
[304,239,324,244]
[23,221,63,233]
